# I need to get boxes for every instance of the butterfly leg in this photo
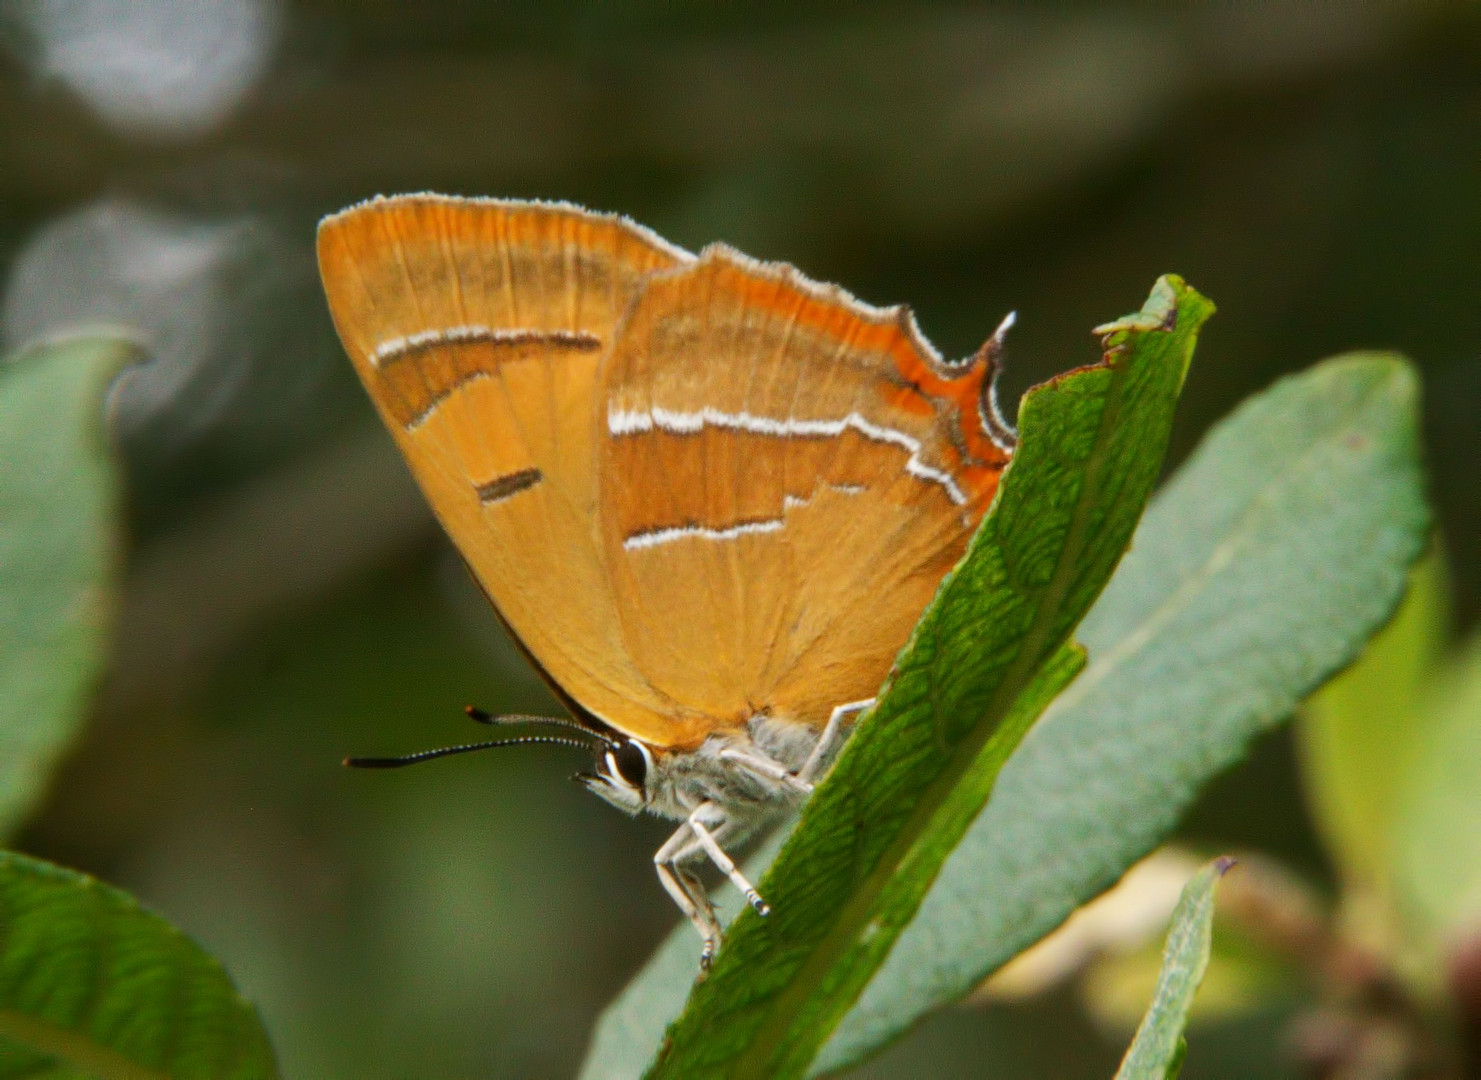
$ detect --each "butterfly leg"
[717,747,814,795]
[796,698,875,785]
[688,802,770,918]
[654,822,723,968]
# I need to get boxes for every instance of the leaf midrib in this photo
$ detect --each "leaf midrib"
[726,347,1137,1079]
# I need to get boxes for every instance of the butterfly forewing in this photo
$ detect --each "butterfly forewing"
[317,195,697,743]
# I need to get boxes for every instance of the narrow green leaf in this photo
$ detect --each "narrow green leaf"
[1113,857,1234,1080]
[639,276,1211,1080]
[1298,551,1449,895]
[0,336,135,838]
[817,352,1427,1073]
[0,851,280,1080]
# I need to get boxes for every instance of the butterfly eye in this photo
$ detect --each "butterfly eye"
[611,739,648,788]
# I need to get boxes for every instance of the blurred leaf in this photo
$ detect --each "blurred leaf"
[815,352,1427,1073]
[0,851,279,1080]
[1113,857,1233,1080]
[1085,937,1288,1035]
[1392,631,1481,941]
[1081,853,1323,1034]
[632,276,1210,1080]
[0,336,134,839]
[0,1051,93,1080]
[1298,550,1449,896]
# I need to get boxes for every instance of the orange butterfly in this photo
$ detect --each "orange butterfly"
[318,194,1014,966]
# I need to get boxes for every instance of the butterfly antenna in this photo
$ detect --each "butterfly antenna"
[464,705,616,745]
[344,735,597,769]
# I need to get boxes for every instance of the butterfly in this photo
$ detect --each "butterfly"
[317,194,1015,966]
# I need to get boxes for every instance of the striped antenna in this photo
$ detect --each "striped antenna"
[343,735,596,769]
[464,706,616,744]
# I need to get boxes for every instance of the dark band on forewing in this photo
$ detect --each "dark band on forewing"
[372,327,603,430]
[476,467,543,505]
[373,326,601,367]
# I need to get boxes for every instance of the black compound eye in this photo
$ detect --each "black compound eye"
[612,740,648,788]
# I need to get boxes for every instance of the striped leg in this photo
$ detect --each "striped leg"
[654,822,722,969]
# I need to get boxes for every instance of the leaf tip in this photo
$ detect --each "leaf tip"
[1092,275,1215,340]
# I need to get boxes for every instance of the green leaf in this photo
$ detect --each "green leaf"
[0,336,134,839]
[0,851,280,1080]
[817,352,1427,1073]
[1392,630,1481,941]
[585,351,1427,1079]
[1297,551,1449,896]
[1113,858,1233,1080]
[637,276,1211,1080]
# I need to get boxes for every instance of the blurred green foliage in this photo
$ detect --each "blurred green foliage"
[1396,632,1481,948]
[0,337,132,837]
[1303,552,1481,971]
[0,851,279,1080]
[1301,553,1450,906]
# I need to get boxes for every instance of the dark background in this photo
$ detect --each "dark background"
[1,4,1476,1077]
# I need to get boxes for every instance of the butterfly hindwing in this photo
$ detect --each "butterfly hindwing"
[598,246,1012,729]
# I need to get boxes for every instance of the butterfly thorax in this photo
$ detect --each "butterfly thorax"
[582,714,822,829]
